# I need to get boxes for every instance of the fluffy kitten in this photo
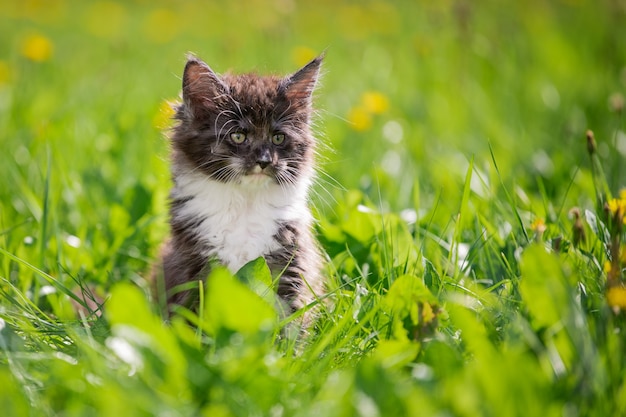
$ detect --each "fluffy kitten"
[156,54,325,325]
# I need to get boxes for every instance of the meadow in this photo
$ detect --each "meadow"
[1,0,626,415]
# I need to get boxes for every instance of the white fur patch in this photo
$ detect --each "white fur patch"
[172,171,311,273]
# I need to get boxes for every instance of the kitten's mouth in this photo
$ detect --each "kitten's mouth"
[247,164,273,177]
[240,164,275,187]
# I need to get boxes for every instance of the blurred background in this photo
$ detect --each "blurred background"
[0,0,625,279]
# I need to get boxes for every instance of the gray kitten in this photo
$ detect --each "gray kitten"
[155,55,325,326]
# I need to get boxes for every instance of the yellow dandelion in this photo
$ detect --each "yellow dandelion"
[153,99,177,130]
[607,286,626,310]
[291,46,317,67]
[361,91,389,114]
[603,260,612,275]
[420,301,436,324]
[20,33,53,62]
[620,189,626,225]
[348,106,372,132]
[607,196,626,224]
[530,218,546,233]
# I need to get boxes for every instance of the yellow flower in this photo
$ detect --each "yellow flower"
[348,106,372,131]
[346,91,390,131]
[603,260,612,275]
[362,91,389,114]
[20,33,53,62]
[620,189,626,224]
[607,193,626,225]
[291,46,317,67]
[153,99,177,130]
[530,218,546,233]
[609,189,626,212]
[607,199,623,215]
[607,286,626,309]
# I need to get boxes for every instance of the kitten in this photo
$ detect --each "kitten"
[155,54,325,327]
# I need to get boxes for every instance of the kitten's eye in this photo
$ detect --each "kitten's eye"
[271,133,285,145]
[230,132,247,144]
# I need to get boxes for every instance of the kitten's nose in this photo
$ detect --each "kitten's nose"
[256,148,272,169]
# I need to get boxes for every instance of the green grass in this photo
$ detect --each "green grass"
[1,0,626,415]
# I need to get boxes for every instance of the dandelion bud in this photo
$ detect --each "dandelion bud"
[530,218,546,243]
[586,130,597,155]
[570,207,586,248]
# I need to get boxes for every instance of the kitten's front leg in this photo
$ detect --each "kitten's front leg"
[157,240,209,314]
[266,226,323,329]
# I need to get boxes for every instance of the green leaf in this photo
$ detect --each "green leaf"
[382,274,438,311]
[235,257,275,304]
[519,245,571,329]
[106,283,189,396]
[373,339,420,369]
[125,182,152,223]
[108,204,130,235]
[381,274,440,341]
[518,245,580,376]
[0,319,25,352]
[342,207,377,243]
[204,267,277,335]
[106,283,160,333]
[0,369,30,417]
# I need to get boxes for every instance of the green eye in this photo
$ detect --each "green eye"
[230,132,246,144]
[271,133,285,145]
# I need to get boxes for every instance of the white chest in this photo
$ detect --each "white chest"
[172,173,309,273]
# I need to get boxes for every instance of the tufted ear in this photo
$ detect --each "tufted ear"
[182,55,228,116]
[282,53,324,107]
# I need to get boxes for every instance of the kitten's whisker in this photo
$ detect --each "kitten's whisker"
[310,177,341,214]
[213,164,242,183]
[214,113,240,145]
[316,168,346,192]
[227,95,245,121]
[216,120,239,144]
[276,169,298,189]
[190,157,235,176]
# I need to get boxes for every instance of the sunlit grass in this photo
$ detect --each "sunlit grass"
[1,0,626,416]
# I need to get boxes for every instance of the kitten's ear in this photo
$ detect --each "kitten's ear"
[182,56,228,116]
[282,53,324,106]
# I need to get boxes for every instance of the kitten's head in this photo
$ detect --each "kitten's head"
[172,54,323,189]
